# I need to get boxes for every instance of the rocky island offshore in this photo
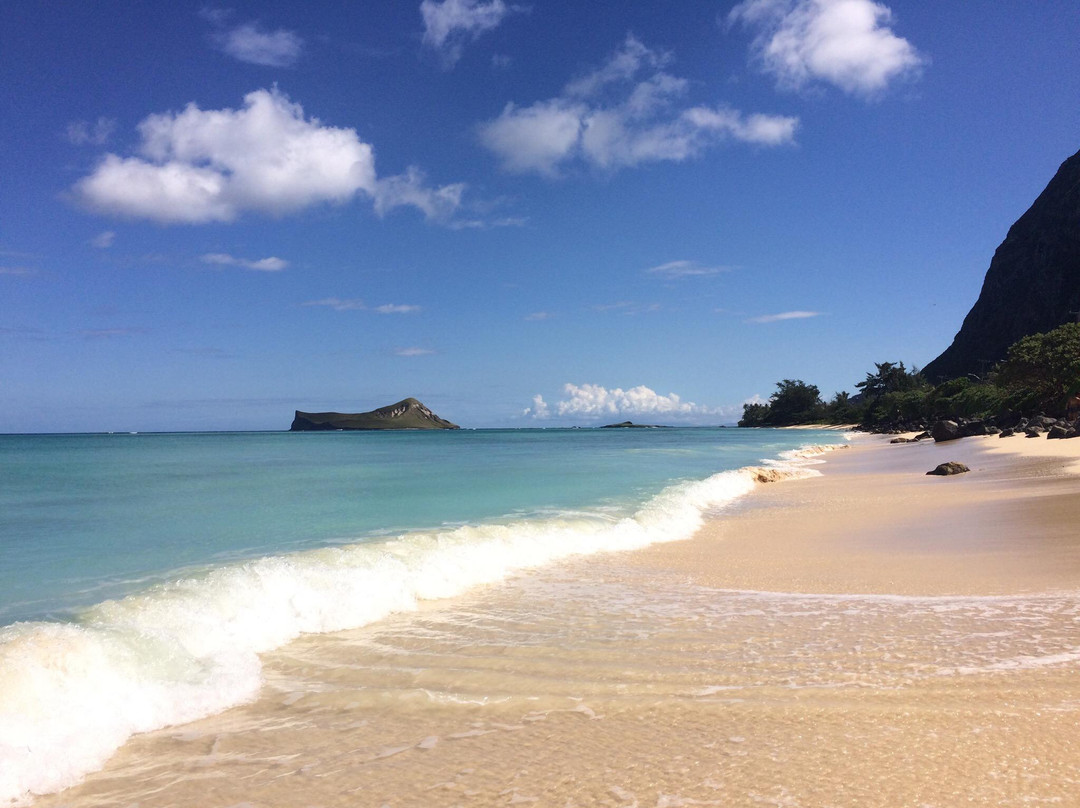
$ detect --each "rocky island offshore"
[290,398,460,431]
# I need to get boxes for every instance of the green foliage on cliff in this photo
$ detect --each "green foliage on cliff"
[740,323,1080,428]
[994,322,1080,415]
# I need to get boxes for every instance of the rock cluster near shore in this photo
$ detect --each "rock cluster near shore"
[887,415,1080,444]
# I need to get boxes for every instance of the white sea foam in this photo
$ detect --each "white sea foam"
[0,458,823,805]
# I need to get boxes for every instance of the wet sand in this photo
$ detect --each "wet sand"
[35,434,1080,807]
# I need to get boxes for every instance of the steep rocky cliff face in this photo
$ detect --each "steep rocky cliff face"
[923,148,1080,382]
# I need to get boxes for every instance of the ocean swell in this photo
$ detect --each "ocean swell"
[0,456,827,804]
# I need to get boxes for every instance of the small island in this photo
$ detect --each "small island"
[600,421,669,429]
[290,398,460,431]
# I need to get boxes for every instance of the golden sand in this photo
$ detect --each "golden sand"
[34,434,1080,807]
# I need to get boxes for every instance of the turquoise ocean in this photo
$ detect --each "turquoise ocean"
[0,427,847,803]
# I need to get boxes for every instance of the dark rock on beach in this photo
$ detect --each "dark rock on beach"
[931,420,960,443]
[290,398,460,431]
[927,462,971,476]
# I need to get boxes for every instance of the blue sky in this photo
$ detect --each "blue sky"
[2,1,1078,431]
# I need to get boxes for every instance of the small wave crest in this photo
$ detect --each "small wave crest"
[0,452,826,804]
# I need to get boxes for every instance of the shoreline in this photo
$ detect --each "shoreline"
[28,433,1080,807]
[631,431,1080,597]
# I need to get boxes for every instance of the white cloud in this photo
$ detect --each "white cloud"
[66,117,116,146]
[395,346,435,356]
[301,299,421,314]
[90,231,116,249]
[646,260,730,279]
[525,311,554,321]
[479,99,587,176]
[81,328,147,339]
[522,393,550,418]
[74,89,374,224]
[420,0,523,67]
[525,382,722,422]
[201,252,289,272]
[302,298,366,311]
[373,167,466,223]
[479,35,798,176]
[73,88,464,226]
[217,22,304,67]
[729,0,926,97]
[746,310,823,323]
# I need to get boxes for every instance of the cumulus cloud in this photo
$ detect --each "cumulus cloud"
[72,88,462,226]
[524,382,722,422]
[216,22,304,67]
[201,253,289,272]
[66,117,116,146]
[73,89,374,223]
[479,35,798,176]
[646,260,730,279]
[746,310,823,323]
[420,0,523,67]
[729,0,926,97]
[89,231,116,249]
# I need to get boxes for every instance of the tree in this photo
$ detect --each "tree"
[994,322,1080,416]
[739,401,772,427]
[856,361,924,398]
[767,379,824,425]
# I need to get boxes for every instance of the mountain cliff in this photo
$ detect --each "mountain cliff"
[923,148,1080,382]
[290,398,460,431]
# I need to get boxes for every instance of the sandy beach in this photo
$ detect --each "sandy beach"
[32,433,1080,807]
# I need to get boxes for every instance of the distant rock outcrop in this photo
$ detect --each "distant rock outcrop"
[599,421,667,429]
[290,398,460,431]
[923,148,1080,382]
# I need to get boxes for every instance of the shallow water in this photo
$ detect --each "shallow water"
[34,553,1080,807]
[0,428,845,804]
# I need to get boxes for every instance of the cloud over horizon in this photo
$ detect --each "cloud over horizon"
[524,382,726,422]
[479,35,798,176]
[72,89,464,225]
[729,0,926,97]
